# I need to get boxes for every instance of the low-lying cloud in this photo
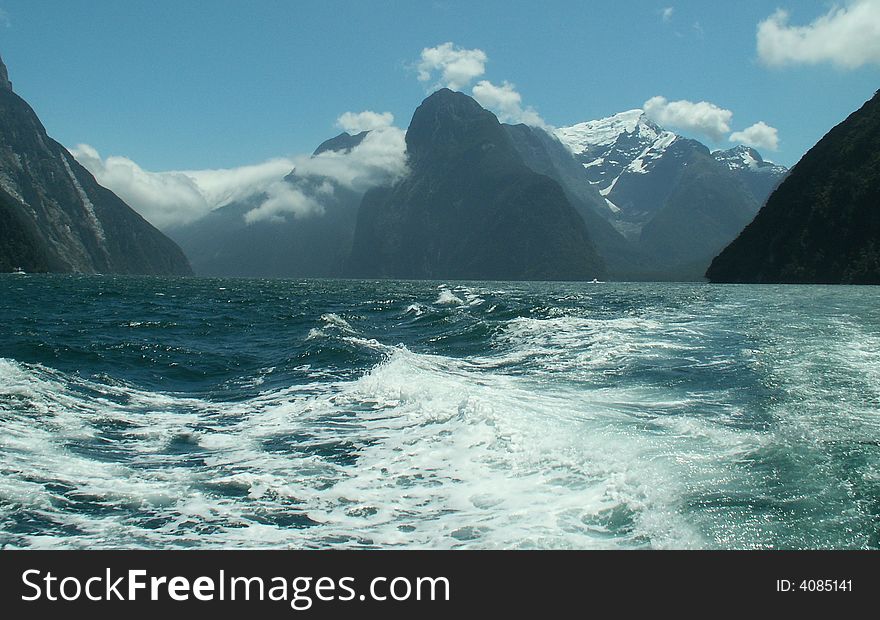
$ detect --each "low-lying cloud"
[241,181,327,225]
[417,42,488,91]
[70,144,294,229]
[243,122,408,224]
[71,110,407,229]
[643,96,733,143]
[729,121,779,151]
[757,1,880,69]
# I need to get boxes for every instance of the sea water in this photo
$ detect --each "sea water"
[1,275,878,549]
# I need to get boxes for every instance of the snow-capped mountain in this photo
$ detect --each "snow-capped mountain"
[554,110,678,201]
[712,145,782,173]
[711,145,789,203]
[555,110,787,225]
[553,108,788,279]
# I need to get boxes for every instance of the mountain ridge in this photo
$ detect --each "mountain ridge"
[707,90,880,284]
[346,89,606,280]
[0,54,192,275]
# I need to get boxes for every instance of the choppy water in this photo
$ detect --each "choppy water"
[0,275,878,549]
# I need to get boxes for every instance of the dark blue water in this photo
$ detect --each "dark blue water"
[1,275,878,548]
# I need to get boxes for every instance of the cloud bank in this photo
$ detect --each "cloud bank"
[757,0,880,69]
[729,121,779,151]
[417,42,488,90]
[243,122,408,224]
[72,111,407,229]
[643,96,733,143]
[70,144,294,229]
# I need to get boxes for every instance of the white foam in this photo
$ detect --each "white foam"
[6,291,876,550]
[435,289,464,306]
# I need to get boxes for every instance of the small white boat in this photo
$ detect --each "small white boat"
[11,267,26,275]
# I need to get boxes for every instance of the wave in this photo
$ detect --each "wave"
[0,342,710,549]
[2,280,879,550]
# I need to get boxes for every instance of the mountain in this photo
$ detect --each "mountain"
[503,122,645,276]
[555,110,677,212]
[638,153,761,273]
[312,130,368,156]
[168,133,366,277]
[346,89,605,281]
[712,145,788,203]
[707,90,880,284]
[0,54,191,275]
[555,109,787,279]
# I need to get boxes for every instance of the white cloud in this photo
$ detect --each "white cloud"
[417,42,488,91]
[242,182,325,225]
[414,43,549,129]
[662,7,674,23]
[71,123,408,228]
[243,126,408,224]
[729,121,780,151]
[336,110,394,133]
[287,126,407,192]
[643,95,733,142]
[70,144,294,229]
[757,1,880,69]
[471,80,550,129]
[176,160,298,210]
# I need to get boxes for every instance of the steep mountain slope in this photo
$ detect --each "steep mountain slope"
[555,109,786,279]
[555,110,678,213]
[346,89,605,280]
[504,123,645,276]
[707,90,880,284]
[640,156,760,274]
[168,132,366,277]
[712,145,788,203]
[0,54,191,275]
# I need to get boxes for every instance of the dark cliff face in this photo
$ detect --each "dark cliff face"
[503,122,646,277]
[707,90,880,284]
[0,55,11,92]
[346,89,606,281]
[0,54,192,275]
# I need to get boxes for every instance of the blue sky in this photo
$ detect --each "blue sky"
[1,0,878,174]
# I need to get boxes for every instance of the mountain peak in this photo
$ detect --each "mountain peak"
[0,54,12,92]
[712,145,787,177]
[405,88,507,162]
[311,131,369,156]
[555,109,667,154]
[409,88,491,128]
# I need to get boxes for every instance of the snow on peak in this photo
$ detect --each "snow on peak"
[711,146,788,177]
[713,146,763,170]
[554,109,681,198]
[554,109,666,155]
